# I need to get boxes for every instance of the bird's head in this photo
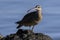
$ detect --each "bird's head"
[27,5,42,12]
[35,5,42,11]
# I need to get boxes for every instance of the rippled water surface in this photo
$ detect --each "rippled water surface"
[0,0,60,40]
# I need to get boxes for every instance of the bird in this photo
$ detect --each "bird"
[16,5,42,30]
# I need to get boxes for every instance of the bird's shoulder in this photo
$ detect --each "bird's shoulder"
[24,11,37,17]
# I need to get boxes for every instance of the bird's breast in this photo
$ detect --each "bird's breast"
[35,11,42,23]
[38,10,42,19]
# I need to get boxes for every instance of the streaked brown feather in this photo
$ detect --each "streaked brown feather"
[16,11,41,28]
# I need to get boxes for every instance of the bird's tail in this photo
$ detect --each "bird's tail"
[16,21,23,29]
[16,22,20,24]
[17,24,22,29]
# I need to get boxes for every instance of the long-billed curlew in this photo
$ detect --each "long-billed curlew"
[16,5,42,30]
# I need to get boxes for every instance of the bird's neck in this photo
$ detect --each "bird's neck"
[37,10,42,19]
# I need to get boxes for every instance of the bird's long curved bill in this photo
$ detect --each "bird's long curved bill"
[27,7,35,12]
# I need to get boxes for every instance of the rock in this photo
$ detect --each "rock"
[0,34,3,40]
[0,29,52,40]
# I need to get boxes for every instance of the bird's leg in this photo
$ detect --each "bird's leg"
[32,25,34,31]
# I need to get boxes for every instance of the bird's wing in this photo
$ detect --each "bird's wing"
[22,11,38,22]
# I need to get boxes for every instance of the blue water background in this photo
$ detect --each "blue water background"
[0,0,60,40]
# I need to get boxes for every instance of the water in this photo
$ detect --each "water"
[0,0,60,40]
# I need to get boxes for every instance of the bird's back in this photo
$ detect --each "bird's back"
[22,11,39,22]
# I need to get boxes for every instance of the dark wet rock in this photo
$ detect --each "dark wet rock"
[0,29,52,40]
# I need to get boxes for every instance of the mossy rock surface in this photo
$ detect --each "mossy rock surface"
[0,29,52,40]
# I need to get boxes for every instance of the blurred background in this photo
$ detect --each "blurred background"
[0,0,60,40]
